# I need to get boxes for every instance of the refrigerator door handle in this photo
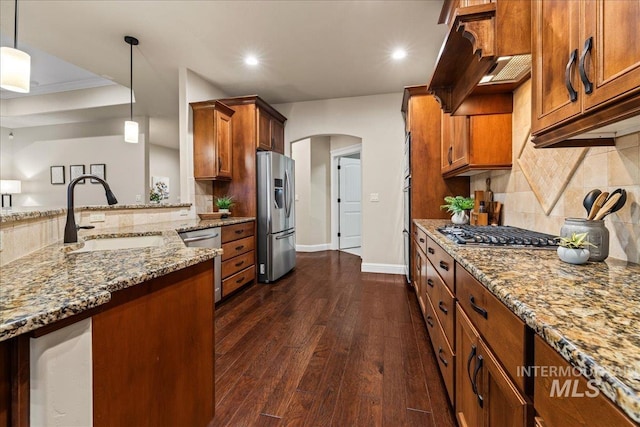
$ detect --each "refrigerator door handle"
[275,230,296,240]
[285,169,292,218]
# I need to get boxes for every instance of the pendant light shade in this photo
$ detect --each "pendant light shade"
[124,35,139,144]
[0,0,31,93]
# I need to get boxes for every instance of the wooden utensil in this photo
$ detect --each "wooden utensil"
[587,192,609,220]
[593,193,622,220]
[583,189,602,216]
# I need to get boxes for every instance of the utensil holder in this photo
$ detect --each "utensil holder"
[560,218,609,261]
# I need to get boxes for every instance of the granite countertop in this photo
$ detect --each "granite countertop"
[0,203,193,224]
[0,217,255,342]
[414,219,640,423]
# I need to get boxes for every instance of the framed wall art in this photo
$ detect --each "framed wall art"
[90,164,106,184]
[50,166,65,185]
[70,165,86,184]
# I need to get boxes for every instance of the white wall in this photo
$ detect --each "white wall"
[1,118,148,208]
[149,144,181,203]
[292,139,312,245]
[178,68,229,213]
[275,92,405,271]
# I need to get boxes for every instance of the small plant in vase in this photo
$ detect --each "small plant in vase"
[557,232,595,265]
[441,196,474,224]
[215,195,235,217]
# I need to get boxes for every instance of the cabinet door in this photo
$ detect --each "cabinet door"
[478,340,530,427]
[415,246,426,315]
[257,108,272,151]
[581,0,640,112]
[272,119,285,154]
[456,306,482,427]
[441,113,468,172]
[532,0,582,133]
[441,111,453,172]
[215,109,233,179]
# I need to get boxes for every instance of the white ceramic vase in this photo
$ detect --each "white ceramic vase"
[451,211,469,225]
[218,208,230,214]
[557,246,590,265]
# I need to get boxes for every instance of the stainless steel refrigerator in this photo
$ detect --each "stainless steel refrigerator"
[257,151,296,283]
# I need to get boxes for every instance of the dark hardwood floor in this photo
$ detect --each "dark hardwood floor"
[212,251,456,426]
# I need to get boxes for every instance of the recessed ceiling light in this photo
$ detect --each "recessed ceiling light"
[245,55,259,66]
[392,49,407,60]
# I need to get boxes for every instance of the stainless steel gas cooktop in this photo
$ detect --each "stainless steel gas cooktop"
[437,225,559,249]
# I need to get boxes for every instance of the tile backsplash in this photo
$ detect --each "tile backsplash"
[471,80,640,263]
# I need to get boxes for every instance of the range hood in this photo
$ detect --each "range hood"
[428,1,531,114]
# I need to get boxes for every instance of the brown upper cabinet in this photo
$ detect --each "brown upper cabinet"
[429,0,531,114]
[190,100,234,180]
[220,96,287,154]
[531,0,640,147]
[441,94,513,178]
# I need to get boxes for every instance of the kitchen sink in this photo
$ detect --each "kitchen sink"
[70,235,165,253]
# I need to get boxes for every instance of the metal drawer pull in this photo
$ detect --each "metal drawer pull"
[438,347,449,367]
[467,345,477,394]
[439,260,449,271]
[565,49,578,102]
[579,36,594,94]
[182,233,219,243]
[469,295,488,319]
[235,245,245,251]
[427,278,434,288]
[438,301,448,315]
[235,260,245,267]
[235,229,245,234]
[428,247,435,254]
[426,315,434,328]
[419,238,425,243]
[474,355,484,408]
[235,276,245,284]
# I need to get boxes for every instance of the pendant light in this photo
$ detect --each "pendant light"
[0,0,31,93]
[124,35,139,143]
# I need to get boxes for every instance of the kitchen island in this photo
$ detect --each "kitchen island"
[414,219,640,425]
[0,216,254,426]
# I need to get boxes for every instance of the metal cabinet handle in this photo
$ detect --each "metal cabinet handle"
[235,229,244,234]
[428,247,435,254]
[218,156,222,171]
[235,245,245,251]
[474,355,484,408]
[438,347,449,367]
[565,49,579,102]
[426,315,434,328]
[439,260,449,271]
[447,146,453,165]
[235,276,245,284]
[438,301,448,315]
[469,295,488,319]
[427,278,434,288]
[419,238,425,243]
[579,36,594,94]
[467,345,477,394]
[235,260,245,267]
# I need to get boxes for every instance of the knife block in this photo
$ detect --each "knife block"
[470,212,489,226]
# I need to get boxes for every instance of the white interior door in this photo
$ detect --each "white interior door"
[339,156,361,249]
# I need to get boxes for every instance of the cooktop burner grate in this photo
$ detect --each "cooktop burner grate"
[437,225,559,249]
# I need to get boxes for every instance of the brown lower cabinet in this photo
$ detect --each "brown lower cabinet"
[221,221,256,298]
[456,305,532,427]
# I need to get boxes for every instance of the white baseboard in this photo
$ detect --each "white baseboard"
[296,244,331,252]
[361,263,405,275]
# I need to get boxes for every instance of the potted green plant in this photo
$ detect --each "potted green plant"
[441,196,474,224]
[215,195,235,215]
[557,232,595,265]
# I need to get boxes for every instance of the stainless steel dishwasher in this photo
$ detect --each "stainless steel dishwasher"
[179,227,222,302]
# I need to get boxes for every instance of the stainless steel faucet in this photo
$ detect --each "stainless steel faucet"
[64,174,118,243]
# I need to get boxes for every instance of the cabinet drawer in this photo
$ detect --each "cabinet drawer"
[221,236,254,261]
[222,221,254,243]
[425,298,455,405]
[415,225,428,254]
[426,260,455,349]
[534,335,636,427]
[221,250,255,279]
[426,237,454,292]
[456,264,527,392]
[222,265,255,297]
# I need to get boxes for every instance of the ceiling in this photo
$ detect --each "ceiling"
[0,0,448,147]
